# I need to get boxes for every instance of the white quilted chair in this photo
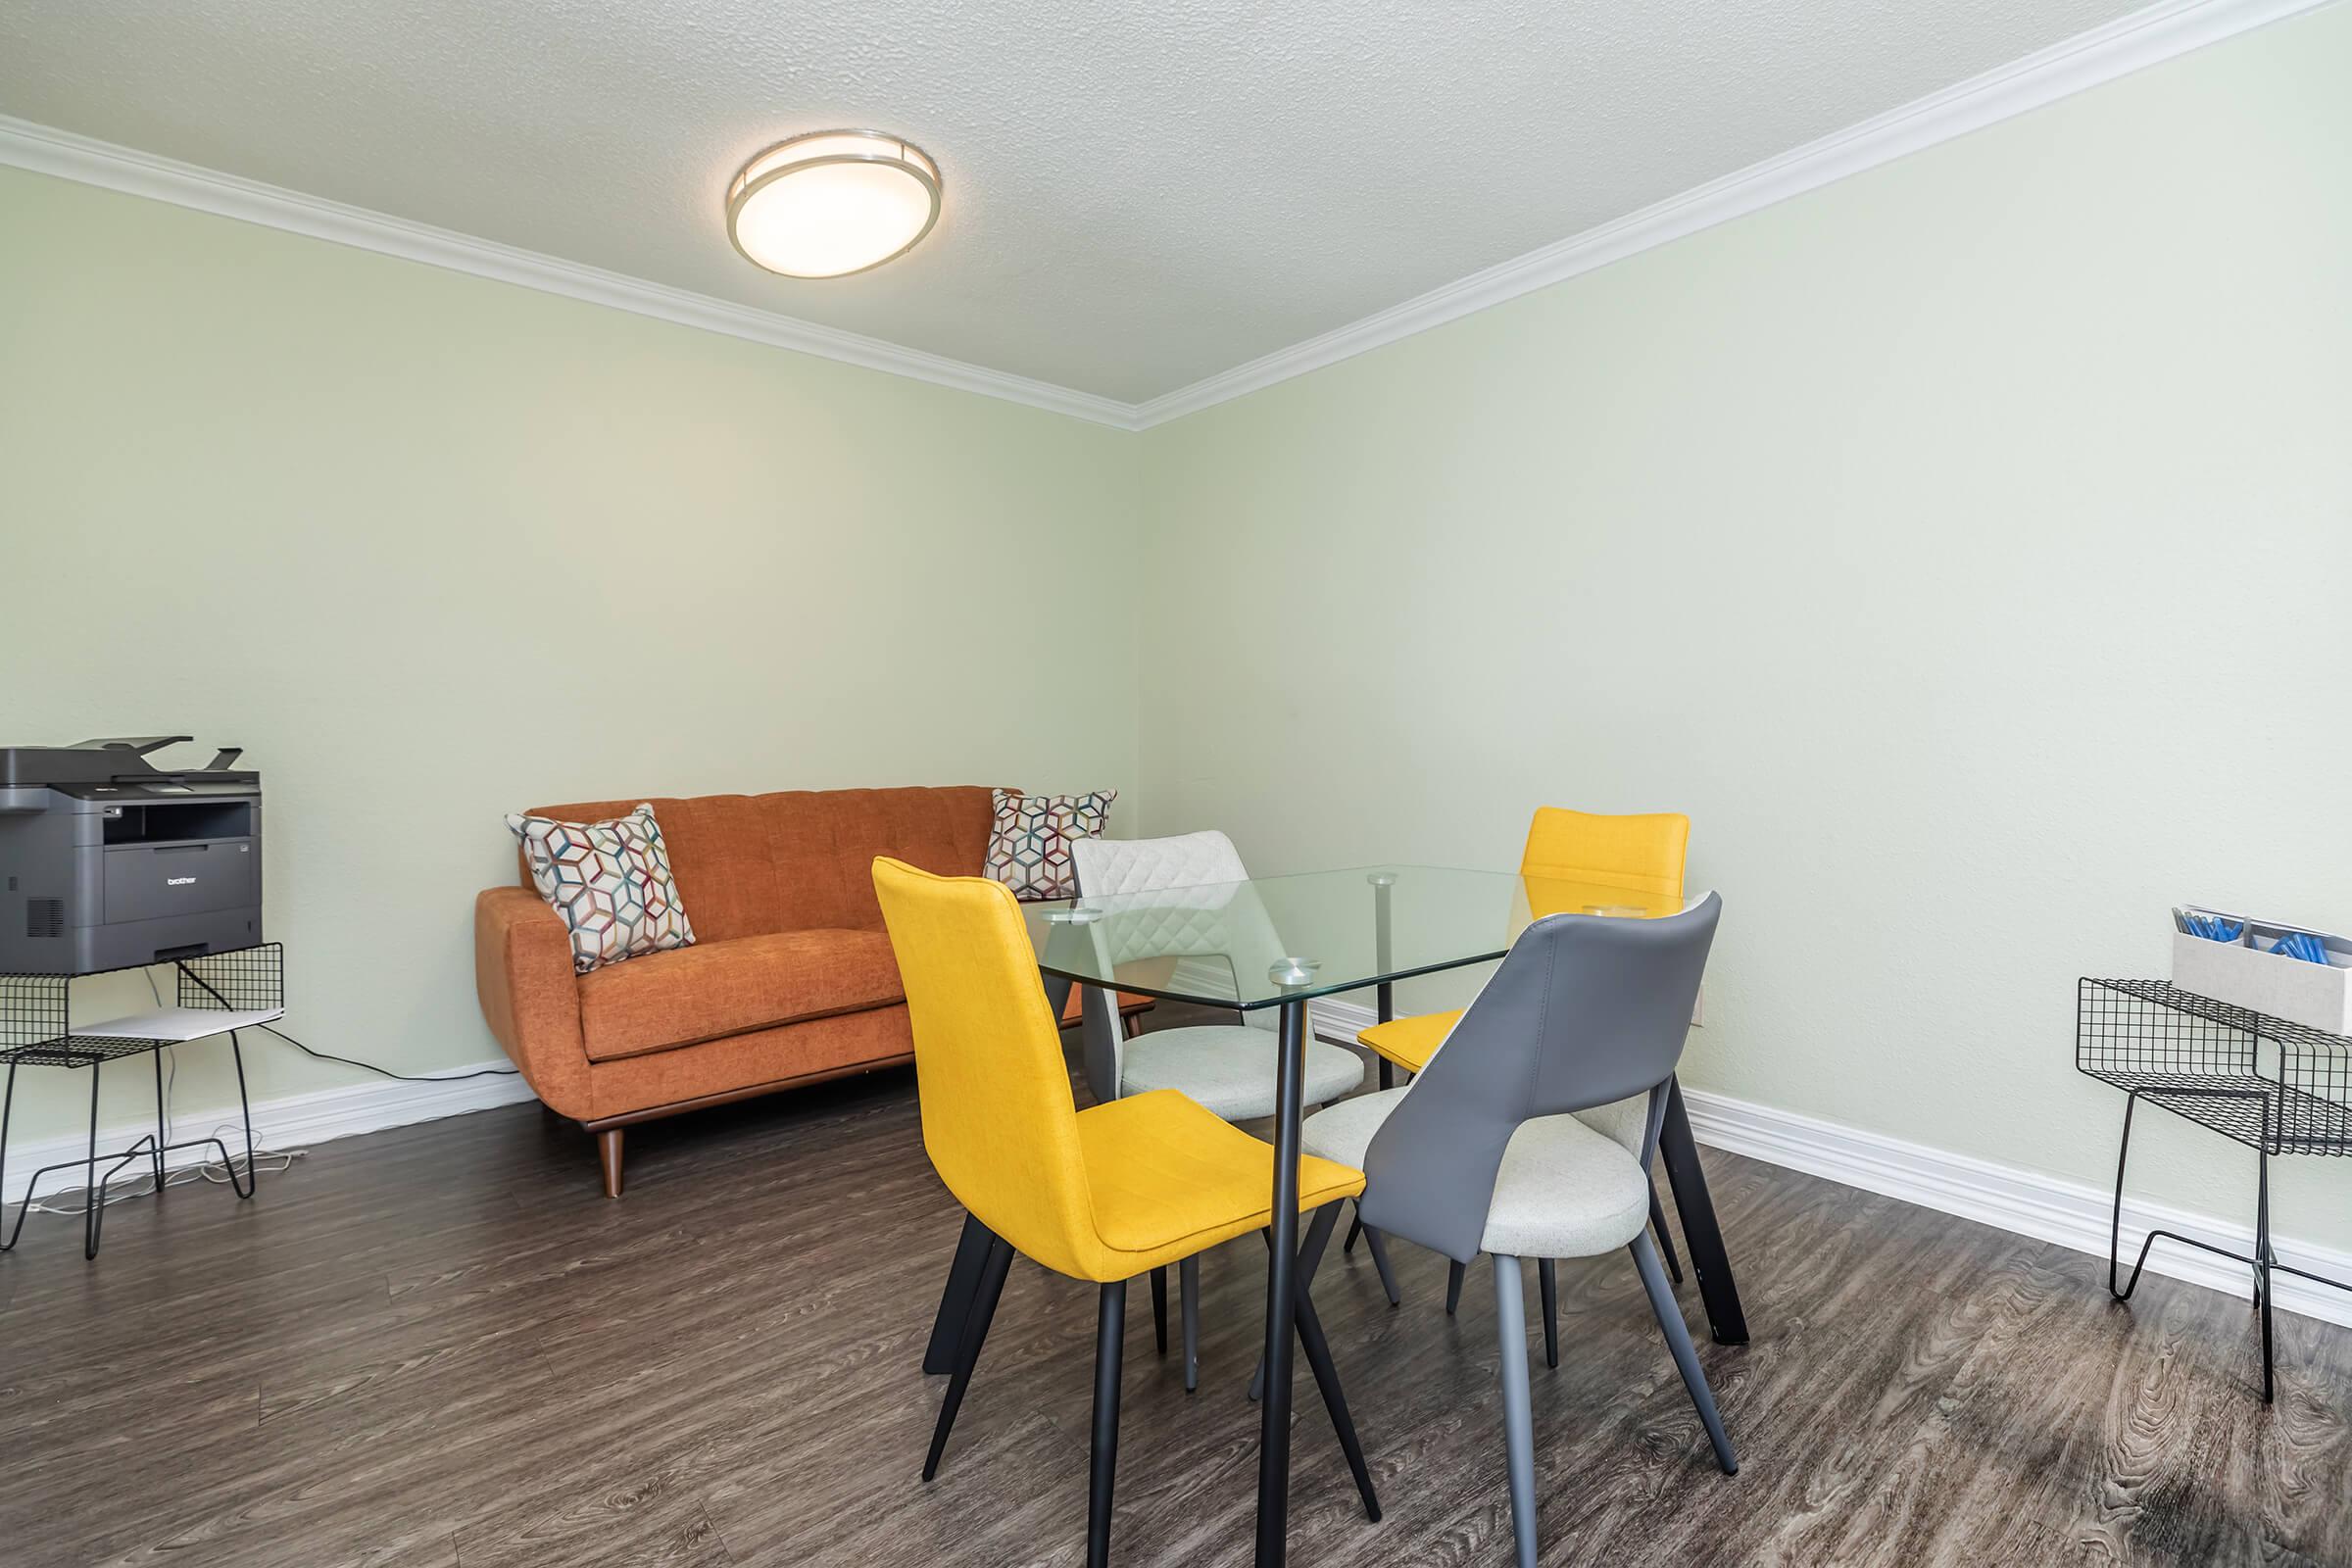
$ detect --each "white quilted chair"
[1067,829,1366,1389]
[1070,830,1364,1118]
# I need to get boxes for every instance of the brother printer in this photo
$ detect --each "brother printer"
[0,737,264,974]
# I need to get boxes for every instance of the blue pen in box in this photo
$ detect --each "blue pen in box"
[2171,905,2352,1035]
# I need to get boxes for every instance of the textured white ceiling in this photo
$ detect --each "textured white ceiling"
[0,0,2148,404]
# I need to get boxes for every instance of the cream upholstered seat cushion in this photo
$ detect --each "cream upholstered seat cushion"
[1121,1025,1365,1122]
[1070,829,1364,1116]
[1303,1089,1651,1258]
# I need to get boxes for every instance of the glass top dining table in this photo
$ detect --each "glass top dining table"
[989,862,1746,1566]
[1022,863,1685,1010]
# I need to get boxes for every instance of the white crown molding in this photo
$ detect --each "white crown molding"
[2,1055,535,1207]
[1309,996,2352,1329]
[0,114,1138,430]
[1130,0,2337,429]
[0,0,2328,434]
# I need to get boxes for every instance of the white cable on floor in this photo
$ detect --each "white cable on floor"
[12,973,309,1217]
[20,1132,303,1216]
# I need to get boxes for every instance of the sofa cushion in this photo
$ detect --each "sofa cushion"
[986,787,1115,901]
[524,787,995,941]
[576,928,903,1061]
[505,804,697,974]
[581,1004,914,1120]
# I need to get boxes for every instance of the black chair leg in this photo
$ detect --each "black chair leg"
[924,1237,1014,1481]
[1361,1223,1402,1307]
[1538,1258,1558,1369]
[1089,1280,1128,1568]
[1649,1182,1685,1288]
[1295,1314,1383,1524]
[1289,1206,1382,1522]
[1248,1205,1341,1402]
[1446,1258,1466,1316]
[1344,1203,1364,1255]
[1180,1253,1200,1393]
[1151,1265,1169,1356]
[924,1212,996,1374]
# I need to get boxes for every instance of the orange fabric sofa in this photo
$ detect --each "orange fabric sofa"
[474,785,1143,1196]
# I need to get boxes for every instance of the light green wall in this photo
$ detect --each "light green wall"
[5,7,2347,1244]
[1136,8,2352,1245]
[0,167,1141,1145]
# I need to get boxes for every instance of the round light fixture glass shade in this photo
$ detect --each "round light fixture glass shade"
[726,131,941,279]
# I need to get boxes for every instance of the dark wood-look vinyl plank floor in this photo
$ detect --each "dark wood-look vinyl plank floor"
[2,1009,2346,1568]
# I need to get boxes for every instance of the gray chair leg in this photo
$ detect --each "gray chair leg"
[1360,1223,1403,1307]
[1631,1233,1737,1474]
[1446,1257,1467,1315]
[1180,1254,1200,1393]
[1649,1181,1685,1287]
[1537,1258,1558,1369]
[1492,1253,1539,1568]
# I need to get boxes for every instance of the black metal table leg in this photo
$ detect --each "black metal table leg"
[924,1211,996,1374]
[226,1031,257,1199]
[81,1057,104,1260]
[1254,998,1307,1567]
[2257,1151,2275,1405]
[1351,975,1396,1251]
[151,1047,168,1190]
[1287,1205,1381,1522]
[1656,1075,1748,1346]
[0,1059,17,1251]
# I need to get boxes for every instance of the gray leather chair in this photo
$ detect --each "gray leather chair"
[1301,893,1734,1568]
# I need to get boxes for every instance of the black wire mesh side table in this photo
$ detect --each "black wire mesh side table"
[2077,977,2351,1401]
[1,944,282,1259]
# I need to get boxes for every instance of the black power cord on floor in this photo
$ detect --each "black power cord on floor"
[173,964,521,1084]
[259,1023,519,1083]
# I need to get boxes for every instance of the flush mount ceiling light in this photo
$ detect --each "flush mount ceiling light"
[725,130,942,279]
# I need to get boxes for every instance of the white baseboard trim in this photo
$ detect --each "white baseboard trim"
[1308,997,2351,1329]
[2,1058,536,1206]
[20,1004,2346,1332]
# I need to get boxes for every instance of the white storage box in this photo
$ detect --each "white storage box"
[2172,930,2352,1037]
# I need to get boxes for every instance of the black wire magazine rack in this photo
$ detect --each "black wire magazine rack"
[1,943,282,1259]
[2077,976,2351,1401]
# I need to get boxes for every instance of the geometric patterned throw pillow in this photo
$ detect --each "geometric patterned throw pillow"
[985,787,1116,902]
[504,803,697,974]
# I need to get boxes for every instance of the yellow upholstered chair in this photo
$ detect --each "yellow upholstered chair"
[1357,808,1690,1079]
[871,858,1379,1567]
[1349,808,1690,1310]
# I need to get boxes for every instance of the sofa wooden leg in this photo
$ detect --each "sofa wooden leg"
[597,1128,625,1199]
